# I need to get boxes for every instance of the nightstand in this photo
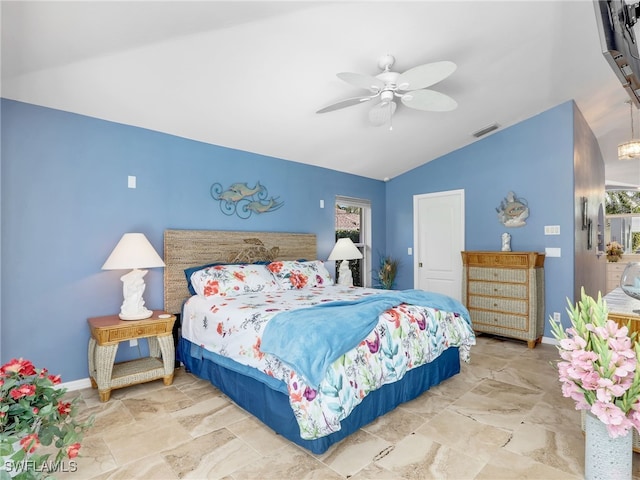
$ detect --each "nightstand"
[87,311,176,402]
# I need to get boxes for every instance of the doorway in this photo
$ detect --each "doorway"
[413,189,465,300]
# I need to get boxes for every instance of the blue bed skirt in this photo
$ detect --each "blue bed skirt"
[178,338,460,454]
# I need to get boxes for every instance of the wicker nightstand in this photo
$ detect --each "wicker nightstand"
[87,311,176,402]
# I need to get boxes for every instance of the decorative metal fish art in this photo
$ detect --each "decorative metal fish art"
[496,191,529,227]
[210,182,284,219]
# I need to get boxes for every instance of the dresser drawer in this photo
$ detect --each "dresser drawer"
[106,323,171,343]
[470,309,528,331]
[468,266,527,284]
[468,295,528,315]
[608,271,623,289]
[608,262,628,274]
[468,280,527,299]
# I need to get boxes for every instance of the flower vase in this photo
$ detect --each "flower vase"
[584,412,632,480]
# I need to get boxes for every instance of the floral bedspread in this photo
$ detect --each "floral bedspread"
[181,285,476,439]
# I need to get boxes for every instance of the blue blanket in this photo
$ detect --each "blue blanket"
[260,289,471,387]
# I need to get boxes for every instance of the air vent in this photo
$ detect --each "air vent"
[472,122,500,138]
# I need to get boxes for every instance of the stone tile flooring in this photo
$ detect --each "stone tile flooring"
[58,335,640,479]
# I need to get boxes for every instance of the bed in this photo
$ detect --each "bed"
[164,229,475,454]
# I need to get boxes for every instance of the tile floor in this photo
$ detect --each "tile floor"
[58,335,640,479]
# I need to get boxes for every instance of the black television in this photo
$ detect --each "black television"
[594,0,640,106]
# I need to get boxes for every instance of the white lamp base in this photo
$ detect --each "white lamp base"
[118,269,152,321]
[119,309,153,321]
[336,260,354,287]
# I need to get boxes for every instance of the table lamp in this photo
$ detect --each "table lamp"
[102,233,165,320]
[328,238,363,286]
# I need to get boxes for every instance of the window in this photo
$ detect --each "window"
[334,196,371,287]
[606,190,640,253]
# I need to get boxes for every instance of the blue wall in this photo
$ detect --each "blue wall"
[386,101,578,337]
[1,98,601,382]
[0,99,386,382]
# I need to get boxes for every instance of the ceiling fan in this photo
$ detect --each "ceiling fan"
[316,54,458,129]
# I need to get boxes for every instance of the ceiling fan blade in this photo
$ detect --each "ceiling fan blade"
[397,61,457,91]
[337,72,385,92]
[368,100,397,126]
[401,89,457,112]
[316,95,375,114]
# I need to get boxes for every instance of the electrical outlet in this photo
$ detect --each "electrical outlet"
[553,312,561,323]
[129,339,138,347]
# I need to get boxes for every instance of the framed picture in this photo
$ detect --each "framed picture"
[581,197,588,230]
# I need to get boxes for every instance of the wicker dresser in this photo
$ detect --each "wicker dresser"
[461,251,545,348]
[606,262,627,295]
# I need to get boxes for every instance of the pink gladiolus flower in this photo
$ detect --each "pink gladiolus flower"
[596,377,628,403]
[629,402,640,432]
[562,381,589,409]
[591,401,632,438]
[573,371,600,391]
[594,320,627,340]
[557,361,571,381]
[560,335,587,351]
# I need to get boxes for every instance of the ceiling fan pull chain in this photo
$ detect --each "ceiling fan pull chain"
[389,101,394,131]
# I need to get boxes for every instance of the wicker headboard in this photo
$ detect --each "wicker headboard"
[163,229,317,314]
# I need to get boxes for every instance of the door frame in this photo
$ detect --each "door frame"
[413,189,465,293]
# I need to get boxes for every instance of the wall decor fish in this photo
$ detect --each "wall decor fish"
[210,182,284,219]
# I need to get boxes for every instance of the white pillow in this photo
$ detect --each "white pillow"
[190,264,279,297]
[267,260,334,289]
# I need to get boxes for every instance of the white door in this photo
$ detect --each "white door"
[414,190,465,300]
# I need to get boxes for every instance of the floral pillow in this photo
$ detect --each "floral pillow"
[190,264,279,297]
[267,260,334,290]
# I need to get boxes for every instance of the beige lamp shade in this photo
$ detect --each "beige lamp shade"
[102,233,165,270]
[102,233,164,320]
[328,238,362,287]
[328,238,363,261]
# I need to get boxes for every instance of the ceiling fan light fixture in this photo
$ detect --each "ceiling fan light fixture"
[317,55,457,128]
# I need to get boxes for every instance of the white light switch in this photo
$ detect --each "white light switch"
[320,200,324,208]
[545,247,561,257]
[128,176,136,189]
[544,225,560,235]
[407,247,412,255]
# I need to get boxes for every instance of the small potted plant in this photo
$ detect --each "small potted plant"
[376,255,399,290]
[606,241,624,262]
[0,358,93,479]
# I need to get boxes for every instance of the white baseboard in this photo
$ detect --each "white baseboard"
[60,377,92,392]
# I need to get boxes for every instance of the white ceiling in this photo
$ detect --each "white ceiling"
[3,1,640,184]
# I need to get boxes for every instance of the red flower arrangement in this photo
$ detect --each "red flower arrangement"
[0,358,93,478]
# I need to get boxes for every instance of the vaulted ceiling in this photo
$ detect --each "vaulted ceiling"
[3,1,640,185]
